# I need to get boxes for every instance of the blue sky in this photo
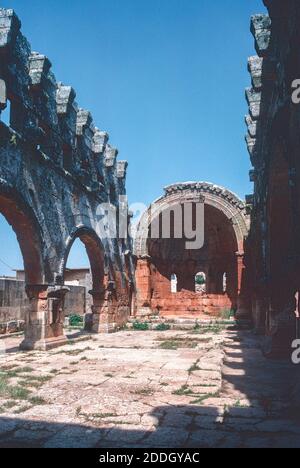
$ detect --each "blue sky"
[0,0,266,273]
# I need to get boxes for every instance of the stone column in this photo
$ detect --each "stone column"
[135,256,153,317]
[236,252,250,319]
[89,285,117,334]
[20,284,70,351]
[129,280,136,316]
[265,291,297,358]
[252,295,267,335]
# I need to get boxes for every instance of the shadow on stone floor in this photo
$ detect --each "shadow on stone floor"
[0,398,300,448]
[0,405,221,448]
[222,329,297,402]
[217,327,300,447]
[1,328,300,448]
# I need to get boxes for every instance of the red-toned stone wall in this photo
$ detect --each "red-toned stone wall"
[135,193,249,319]
[135,258,236,318]
[151,292,232,318]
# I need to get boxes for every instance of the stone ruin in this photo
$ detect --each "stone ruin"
[1,1,300,359]
[245,0,300,357]
[0,8,134,350]
[134,182,250,320]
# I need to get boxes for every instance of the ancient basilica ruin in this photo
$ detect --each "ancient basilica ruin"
[0,0,299,360]
[134,182,250,319]
[0,7,134,350]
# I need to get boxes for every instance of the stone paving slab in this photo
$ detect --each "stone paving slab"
[0,329,299,448]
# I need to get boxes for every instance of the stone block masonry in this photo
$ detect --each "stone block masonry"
[0,8,134,350]
[245,0,300,357]
[134,182,250,320]
[0,278,86,328]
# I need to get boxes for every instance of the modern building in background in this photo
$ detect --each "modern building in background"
[0,268,92,327]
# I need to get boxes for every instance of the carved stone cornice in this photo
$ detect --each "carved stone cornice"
[164,182,246,212]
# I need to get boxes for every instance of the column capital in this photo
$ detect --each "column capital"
[25,283,49,300]
[47,285,70,299]
[89,288,106,300]
[235,251,245,258]
[21,283,69,351]
[140,254,152,261]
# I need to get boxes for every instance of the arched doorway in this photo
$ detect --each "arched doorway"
[0,186,47,350]
[0,212,29,332]
[0,214,23,276]
[61,227,109,333]
[0,191,43,285]
[134,182,249,319]
[63,238,92,330]
[146,203,239,317]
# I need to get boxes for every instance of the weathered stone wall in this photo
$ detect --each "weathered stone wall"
[61,285,86,317]
[0,278,86,323]
[134,182,250,319]
[17,268,93,315]
[0,8,134,350]
[246,0,300,356]
[64,269,93,315]
[0,278,27,322]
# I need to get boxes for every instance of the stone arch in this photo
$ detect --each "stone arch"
[134,182,249,258]
[60,226,114,333]
[0,8,134,350]
[60,226,105,291]
[0,182,54,352]
[134,182,250,319]
[0,180,44,284]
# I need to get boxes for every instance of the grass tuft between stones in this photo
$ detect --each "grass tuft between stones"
[0,366,51,410]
